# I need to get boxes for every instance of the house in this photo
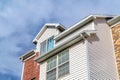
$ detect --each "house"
[20,15,120,80]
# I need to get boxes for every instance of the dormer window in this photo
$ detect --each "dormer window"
[40,36,54,55]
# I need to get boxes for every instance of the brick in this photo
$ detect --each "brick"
[22,52,40,80]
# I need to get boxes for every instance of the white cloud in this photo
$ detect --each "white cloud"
[0,0,120,79]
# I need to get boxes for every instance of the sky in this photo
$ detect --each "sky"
[0,0,120,80]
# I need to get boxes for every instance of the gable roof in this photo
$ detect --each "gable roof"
[33,23,66,44]
[107,16,120,26]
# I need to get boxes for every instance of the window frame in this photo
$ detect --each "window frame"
[40,36,54,55]
[46,56,57,80]
[58,49,69,78]
[40,40,47,55]
[46,49,69,80]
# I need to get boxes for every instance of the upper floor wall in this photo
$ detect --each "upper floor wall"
[87,18,119,79]
[55,21,95,47]
[36,28,57,53]
[33,23,65,55]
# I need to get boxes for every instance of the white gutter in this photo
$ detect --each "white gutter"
[19,50,35,62]
[55,15,113,41]
[54,15,95,41]
[108,16,120,26]
[34,30,97,63]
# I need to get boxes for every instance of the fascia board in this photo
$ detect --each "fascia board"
[34,31,86,63]
[19,50,35,61]
[34,29,97,63]
[54,15,95,41]
[32,23,66,44]
[108,16,120,26]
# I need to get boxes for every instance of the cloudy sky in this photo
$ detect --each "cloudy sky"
[0,0,120,80]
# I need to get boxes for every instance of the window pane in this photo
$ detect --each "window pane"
[58,62,69,78]
[47,56,56,70]
[47,69,56,80]
[40,41,46,55]
[58,50,69,65]
[47,36,54,51]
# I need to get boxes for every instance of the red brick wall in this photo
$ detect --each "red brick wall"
[22,52,40,80]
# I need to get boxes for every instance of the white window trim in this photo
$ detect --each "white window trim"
[40,36,54,55]
[46,49,69,80]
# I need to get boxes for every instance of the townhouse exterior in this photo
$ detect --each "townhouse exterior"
[20,15,120,80]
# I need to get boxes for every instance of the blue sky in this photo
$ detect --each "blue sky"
[0,0,120,80]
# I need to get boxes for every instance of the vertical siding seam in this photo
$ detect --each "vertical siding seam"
[110,28,119,79]
[85,39,90,80]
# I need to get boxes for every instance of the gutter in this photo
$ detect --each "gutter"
[55,15,113,41]
[19,50,35,62]
[54,15,95,41]
[107,16,120,26]
[34,30,97,63]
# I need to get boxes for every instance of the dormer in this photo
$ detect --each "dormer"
[33,23,66,55]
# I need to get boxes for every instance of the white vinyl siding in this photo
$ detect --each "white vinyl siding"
[55,22,94,47]
[37,28,57,52]
[87,19,119,79]
[57,41,88,80]
[40,41,88,80]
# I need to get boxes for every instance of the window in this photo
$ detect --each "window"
[46,49,69,80]
[47,56,57,80]
[40,40,46,55]
[58,50,69,78]
[40,36,54,55]
[47,36,54,51]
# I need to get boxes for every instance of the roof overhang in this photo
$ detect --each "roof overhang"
[34,30,97,63]
[107,16,120,26]
[19,50,35,62]
[54,15,113,41]
[33,23,66,44]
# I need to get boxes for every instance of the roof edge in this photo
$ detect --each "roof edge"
[32,23,66,44]
[54,15,113,41]
[19,49,35,62]
[34,30,97,63]
[107,16,120,26]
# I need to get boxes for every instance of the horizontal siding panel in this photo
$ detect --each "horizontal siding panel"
[55,22,94,47]
[58,41,88,80]
[87,19,118,79]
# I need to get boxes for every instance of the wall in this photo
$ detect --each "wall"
[55,22,95,47]
[36,28,58,53]
[40,41,89,80]
[87,18,119,79]
[22,52,40,80]
[111,23,120,79]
